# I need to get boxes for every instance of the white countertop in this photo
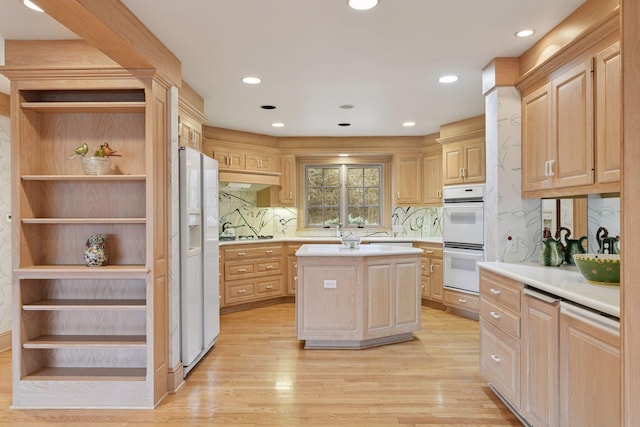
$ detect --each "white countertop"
[478,262,620,318]
[296,244,424,257]
[219,236,442,246]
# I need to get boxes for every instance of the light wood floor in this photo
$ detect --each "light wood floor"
[0,304,521,426]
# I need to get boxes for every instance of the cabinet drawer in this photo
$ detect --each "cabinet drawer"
[480,299,520,339]
[257,258,282,275]
[225,262,255,278]
[421,258,431,277]
[225,283,256,304]
[444,289,479,313]
[480,320,521,410]
[480,269,522,313]
[422,247,443,259]
[257,277,283,296]
[286,245,302,256]
[224,245,283,260]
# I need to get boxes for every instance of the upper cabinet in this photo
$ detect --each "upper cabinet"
[595,42,621,184]
[422,145,443,205]
[394,154,422,206]
[519,34,621,198]
[178,81,206,151]
[438,115,486,186]
[279,154,296,207]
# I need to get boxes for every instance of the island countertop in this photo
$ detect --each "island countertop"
[296,243,424,257]
[478,261,620,318]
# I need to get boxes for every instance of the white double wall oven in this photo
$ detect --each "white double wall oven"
[442,184,485,294]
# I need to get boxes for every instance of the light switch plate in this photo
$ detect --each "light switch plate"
[323,279,337,289]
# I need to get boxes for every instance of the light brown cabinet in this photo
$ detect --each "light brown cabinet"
[178,117,202,150]
[422,146,443,205]
[394,154,422,205]
[559,304,620,427]
[214,149,245,170]
[416,243,443,303]
[442,139,485,185]
[245,152,278,172]
[595,41,621,185]
[521,41,621,198]
[479,269,523,410]
[522,290,560,427]
[443,289,479,316]
[220,243,285,309]
[522,61,594,194]
[6,68,169,408]
[285,243,301,295]
[279,155,296,207]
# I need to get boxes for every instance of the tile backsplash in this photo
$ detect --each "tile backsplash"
[219,190,442,239]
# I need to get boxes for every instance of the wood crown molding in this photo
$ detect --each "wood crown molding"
[35,0,182,87]
[518,0,619,79]
[437,115,485,144]
[0,93,9,117]
[203,126,279,149]
[482,58,520,95]
[179,80,206,122]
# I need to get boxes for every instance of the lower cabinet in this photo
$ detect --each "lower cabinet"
[559,303,620,427]
[480,267,621,427]
[416,243,443,303]
[444,289,480,315]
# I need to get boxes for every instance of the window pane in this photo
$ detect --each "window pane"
[307,168,323,186]
[324,168,340,186]
[308,207,324,225]
[366,207,380,225]
[348,208,365,226]
[308,187,323,206]
[365,188,379,205]
[348,187,364,205]
[347,168,363,187]
[324,208,340,225]
[364,168,380,186]
[324,187,340,206]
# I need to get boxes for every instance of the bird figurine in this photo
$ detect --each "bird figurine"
[100,142,122,157]
[68,142,89,159]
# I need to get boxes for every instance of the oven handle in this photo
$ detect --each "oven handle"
[443,248,484,259]
[443,202,483,209]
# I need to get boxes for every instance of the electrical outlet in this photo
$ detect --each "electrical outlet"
[507,237,517,253]
[323,279,337,289]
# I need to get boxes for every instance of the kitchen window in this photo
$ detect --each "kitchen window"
[301,158,389,229]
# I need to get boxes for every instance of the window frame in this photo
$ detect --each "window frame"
[297,156,392,231]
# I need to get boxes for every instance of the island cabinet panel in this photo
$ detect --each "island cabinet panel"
[296,249,421,350]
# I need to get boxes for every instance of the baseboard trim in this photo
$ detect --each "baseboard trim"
[0,330,11,353]
[167,361,185,394]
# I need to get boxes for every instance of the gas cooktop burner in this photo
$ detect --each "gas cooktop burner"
[238,235,274,240]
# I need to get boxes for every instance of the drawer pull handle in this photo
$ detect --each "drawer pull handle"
[266,265,273,270]
[458,298,467,304]
[489,288,501,295]
[426,250,434,254]
[237,252,246,256]
[294,263,297,267]
[238,289,247,294]
[430,264,434,273]
[265,285,273,289]
[238,268,246,272]
[265,250,273,254]
[490,354,501,363]
[490,311,501,319]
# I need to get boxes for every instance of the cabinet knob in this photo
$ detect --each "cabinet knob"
[265,265,273,270]
[490,354,501,363]
[265,250,273,254]
[237,252,246,257]
[490,311,501,319]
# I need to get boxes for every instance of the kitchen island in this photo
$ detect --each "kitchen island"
[295,244,423,349]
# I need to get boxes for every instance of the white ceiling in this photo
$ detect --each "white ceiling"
[1,0,585,137]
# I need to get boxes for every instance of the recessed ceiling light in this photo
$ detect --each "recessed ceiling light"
[339,104,355,109]
[241,76,261,85]
[438,75,458,84]
[515,29,535,38]
[261,105,276,110]
[338,123,351,127]
[23,0,43,12]
[272,122,285,128]
[348,0,378,11]
[403,121,416,127]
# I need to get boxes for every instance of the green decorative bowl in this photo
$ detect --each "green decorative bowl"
[573,254,620,286]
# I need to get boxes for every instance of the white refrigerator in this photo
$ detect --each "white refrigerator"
[179,146,220,375]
